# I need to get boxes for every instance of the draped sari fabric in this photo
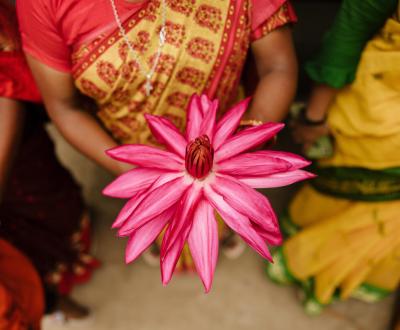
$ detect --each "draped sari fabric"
[71,1,294,144]
[267,0,400,313]
[17,0,295,144]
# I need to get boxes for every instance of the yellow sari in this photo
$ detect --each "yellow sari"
[268,5,400,313]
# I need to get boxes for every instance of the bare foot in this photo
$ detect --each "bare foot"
[56,296,90,320]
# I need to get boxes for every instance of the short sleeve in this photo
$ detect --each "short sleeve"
[305,0,398,88]
[251,0,297,42]
[16,0,72,72]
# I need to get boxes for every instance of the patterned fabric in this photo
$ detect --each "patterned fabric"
[70,0,295,145]
[251,3,296,41]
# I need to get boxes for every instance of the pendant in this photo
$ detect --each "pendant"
[145,78,153,96]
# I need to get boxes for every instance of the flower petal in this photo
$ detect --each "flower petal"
[199,99,218,141]
[213,97,251,150]
[111,172,182,229]
[111,191,144,229]
[160,185,202,285]
[118,174,191,236]
[204,185,272,261]
[252,222,283,246]
[215,122,284,162]
[238,170,316,189]
[188,199,219,293]
[186,94,204,141]
[103,168,165,198]
[256,151,311,169]
[125,207,175,264]
[199,94,213,116]
[106,145,184,171]
[162,185,202,256]
[217,152,292,177]
[212,175,279,233]
[145,114,187,159]
[160,229,190,286]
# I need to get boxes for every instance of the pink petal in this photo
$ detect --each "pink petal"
[125,207,175,263]
[188,199,219,293]
[103,168,165,198]
[255,151,311,169]
[217,153,292,177]
[186,94,204,141]
[199,99,218,141]
[118,174,191,236]
[252,223,283,246]
[106,145,184,171]
[144,114,187,159]
[111,191,144,229]
[212,175,279,233]
[204,185,272,261]
[160,230,190,286]
[213,97,251,150]
[199,94,213,116]
[162,185,202,256]
[238,170,316,189]
[215,123,284,162]
[160,185,202,285]
[112,172,182,229]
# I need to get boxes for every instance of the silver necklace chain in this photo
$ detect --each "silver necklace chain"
[110,0,167,96]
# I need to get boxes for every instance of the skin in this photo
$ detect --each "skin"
[0,98,24,202]
[291,83,337,152]
[26,25,297,174]
[249,26,298,123]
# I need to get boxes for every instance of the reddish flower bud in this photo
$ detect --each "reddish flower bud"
[185,135,214,179]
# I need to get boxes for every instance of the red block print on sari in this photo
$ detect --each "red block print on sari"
[166,0,196,17]
[194,5,223,33]
[97,60,119,86]
[186,37,215,63]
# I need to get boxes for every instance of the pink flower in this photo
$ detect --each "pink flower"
[103,94,314,292]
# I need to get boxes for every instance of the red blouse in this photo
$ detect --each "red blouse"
[17,0,296,73]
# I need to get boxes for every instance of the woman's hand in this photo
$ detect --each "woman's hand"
[291,120,330,153]
[291,84,338,153]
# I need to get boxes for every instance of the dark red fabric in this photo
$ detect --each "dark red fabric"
[0,52,42,102]
[0,106,99,295]
[0,0,42,102]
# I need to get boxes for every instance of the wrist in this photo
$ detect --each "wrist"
[299,107,327,126]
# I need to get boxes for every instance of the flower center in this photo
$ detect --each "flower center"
[185,135,214,179]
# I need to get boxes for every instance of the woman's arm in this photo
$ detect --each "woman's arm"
[26,55,128,175]
[248,26,298,123]
[0,98,24,201]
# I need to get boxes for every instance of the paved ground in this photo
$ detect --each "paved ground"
[42,126,394,330]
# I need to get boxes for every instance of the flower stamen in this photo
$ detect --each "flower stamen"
[185,135,214,179]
